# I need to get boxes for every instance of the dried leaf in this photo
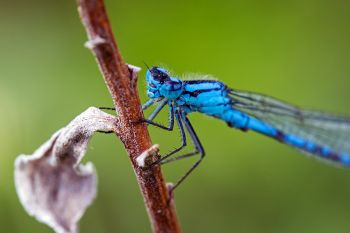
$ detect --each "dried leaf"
[14,107,117,233]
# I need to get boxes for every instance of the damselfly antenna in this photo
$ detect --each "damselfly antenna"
[143,61,151,72]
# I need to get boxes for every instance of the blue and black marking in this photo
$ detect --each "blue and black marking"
[143,66,350,190]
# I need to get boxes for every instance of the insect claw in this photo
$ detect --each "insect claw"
[131,118,146,125]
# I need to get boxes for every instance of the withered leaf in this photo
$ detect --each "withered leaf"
[15,107,117,233]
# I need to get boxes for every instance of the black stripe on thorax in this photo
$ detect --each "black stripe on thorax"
[182,88,221,97]
[184,80,219,84]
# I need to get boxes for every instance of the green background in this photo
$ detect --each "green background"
[1,0,350,232]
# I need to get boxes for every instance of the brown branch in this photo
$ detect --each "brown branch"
[77,0,182,233]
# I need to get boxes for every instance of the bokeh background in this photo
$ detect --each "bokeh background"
[1,0,350,232]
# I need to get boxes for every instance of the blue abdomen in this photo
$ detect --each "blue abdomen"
[245,116,350,166]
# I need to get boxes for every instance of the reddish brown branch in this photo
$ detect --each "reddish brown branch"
[77,0,182,232]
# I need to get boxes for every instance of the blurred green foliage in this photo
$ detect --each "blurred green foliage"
[1,0,350,232]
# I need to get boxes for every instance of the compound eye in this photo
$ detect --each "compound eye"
[150,67,169,83]
[160,73,168,79]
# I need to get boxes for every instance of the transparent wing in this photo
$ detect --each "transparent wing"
[229,88,350,155]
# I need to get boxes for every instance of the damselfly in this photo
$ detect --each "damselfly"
[142,66,350,190]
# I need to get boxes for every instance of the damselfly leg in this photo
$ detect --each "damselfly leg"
[144,101,205,190]
[154,109,187,164]
[142,100,175,131]
[96,130,114,134]
[142,101,186,161]
[99,107,116,111]
[168,111,205,190]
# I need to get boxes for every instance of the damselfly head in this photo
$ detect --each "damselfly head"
[147,66,170,83]
[146,66,183,99]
